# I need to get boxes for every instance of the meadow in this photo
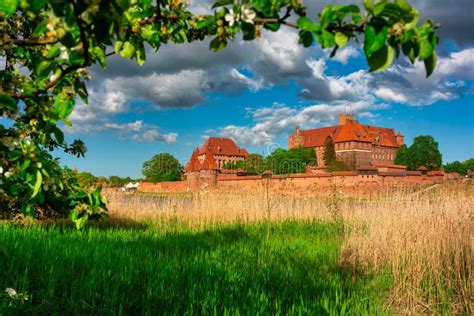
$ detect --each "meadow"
[0,181,472,314]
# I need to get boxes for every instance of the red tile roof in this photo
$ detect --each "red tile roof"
[295,120,399,148]
[199,137,249,157]
[299,126,338,147]
[184,148,200,172]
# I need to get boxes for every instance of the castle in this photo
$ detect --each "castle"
[288,114,404,169]
[139,116,459,194]
[185,137,249,172]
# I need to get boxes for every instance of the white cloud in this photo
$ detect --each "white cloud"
[131,130,178,143]
[374,87,408,103]
[327,46,360,64]
[104,70,210,108]
[229,68,266,91]
[105,120,144,132]
[217,100,389,146]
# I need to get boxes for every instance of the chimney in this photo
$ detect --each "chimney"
[338,113,355,125]
[396,132,404,146]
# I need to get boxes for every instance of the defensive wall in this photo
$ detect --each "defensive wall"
[138,170,464,195]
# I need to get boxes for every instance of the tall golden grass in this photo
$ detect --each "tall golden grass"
[105,181,473,314]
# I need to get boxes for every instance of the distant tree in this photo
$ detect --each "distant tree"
[222,160,244,170]
[323,137,337,167]
[443,161,466,174]
[76,172,98,188]
[266,147,316,174]
[107,176,131,188]
[395,144,411,166]
[395,136,442,170]
[96,177,107,187]
[444,158,474,175]
[142,153,182,183]
[327,160,350,172]
[244,154,267,175]
[463,158,474,173]
[408,135,442,170]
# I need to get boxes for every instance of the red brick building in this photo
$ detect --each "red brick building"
[185,137,249,172]
[288,114,404,169]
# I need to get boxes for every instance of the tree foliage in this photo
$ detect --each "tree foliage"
[266,147,316,174]
[443,158,474,175]
[222,160,245,170]
[395,135,442,170]
[76,171,98,188]
[323,137,337,167]
[0,0,439,226]
[142,153,182,183]
[107,175,132,188]
[244,153,266,175]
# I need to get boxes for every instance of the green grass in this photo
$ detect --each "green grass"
[0,220,391,315]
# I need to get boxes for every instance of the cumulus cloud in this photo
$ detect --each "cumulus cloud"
[89,27,311,108]
[67,98,178,143]
[299,47,473,106]
[326,46,360,64]
[130,130,178,143]
[217,101,389,146]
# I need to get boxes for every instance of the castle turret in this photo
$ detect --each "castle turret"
[338,113,355,125]
[396,132,404,146]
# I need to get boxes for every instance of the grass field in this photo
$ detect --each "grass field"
[0,181,472,314]
[0,221,391,315]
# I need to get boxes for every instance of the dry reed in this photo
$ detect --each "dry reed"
[105,181,473,314]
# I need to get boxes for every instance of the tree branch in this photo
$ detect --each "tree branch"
[0,37,59,48]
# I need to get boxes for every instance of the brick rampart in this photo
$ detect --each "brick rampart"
[138,170,461,195]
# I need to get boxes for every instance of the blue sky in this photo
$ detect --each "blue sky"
[55,1,473,178]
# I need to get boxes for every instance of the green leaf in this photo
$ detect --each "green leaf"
[46,45,60,58]
[69,50,85,65]
[20,0,45,13]
[364,26,387,55]
[35,60,51,76]
[55,92,74,120]
[396,0,412,13]
[319,5,333,28]
[373,2,385,16]
[419,26,435,60]
[120,41,136,59]
[196,19,209,29]
[116,0,129,11]
[0,0,18,16]
[53,127,64,144]
[210,37,227,51]
[299,31,313,48]
[318,30,335,48]
[297,17,317,32]
[0,95,18,111]
[93,46,106,68]
[368,45,394,73]
[136,46,146,66]
[263,23,280,32]
[212,0,233,9]
[363,0,374,11]
[335,32,348,48]
[23,204,35,217]
[404,8,419,29]
[114,40,123,53]
[31,170,42,198]
[424,50,436,77]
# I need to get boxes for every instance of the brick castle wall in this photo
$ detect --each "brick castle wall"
[138,171,462,195]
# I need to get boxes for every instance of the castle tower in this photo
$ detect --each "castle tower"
[338,113,355,125]
[396,132,404,146]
